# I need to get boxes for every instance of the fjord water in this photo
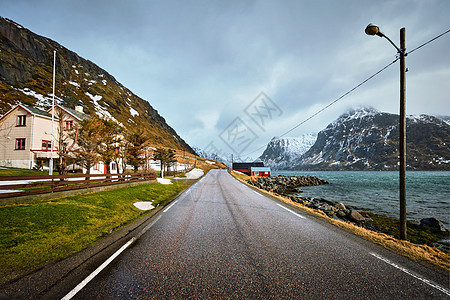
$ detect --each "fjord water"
[273,171,450,227]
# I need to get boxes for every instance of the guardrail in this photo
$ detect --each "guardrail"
[0,172,157,199]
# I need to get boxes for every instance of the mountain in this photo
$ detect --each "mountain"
[259,134,317,169]
[293,107,450,170]
[192,146,231,166]
[0,17,193,153]
[192,146,260,167]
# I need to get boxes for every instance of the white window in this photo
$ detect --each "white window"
[42,140,52,151]
[16,115,26,126]
[65,120,73,130]
[15,138,26,150]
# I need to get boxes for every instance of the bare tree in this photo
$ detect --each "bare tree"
[55,109,78,175]
[113,135,128,174]
[97,118,122,175]
[71,115,103,176]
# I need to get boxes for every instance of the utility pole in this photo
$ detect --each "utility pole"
[399,27,407,240]
[365,24,407,240]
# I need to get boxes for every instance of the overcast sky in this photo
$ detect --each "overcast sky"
[1,0,449,159]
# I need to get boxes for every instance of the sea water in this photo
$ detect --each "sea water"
[273,171,450,228]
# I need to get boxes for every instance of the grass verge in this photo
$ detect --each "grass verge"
[0,180,188,284]
[0,168,57,177]
[230,171,450,272]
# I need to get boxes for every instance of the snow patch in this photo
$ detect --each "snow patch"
[85,92,117,123]
[157,178,172,185]
[130,107,139,117]
[185,168,204,179]
[18,88,62,108]
[133,202,155,210]
[85,92,102,103]
[68,81,80,88]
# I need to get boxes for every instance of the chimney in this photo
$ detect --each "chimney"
[75,106,84,113]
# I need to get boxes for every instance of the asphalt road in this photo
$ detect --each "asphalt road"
[62,169,449,299]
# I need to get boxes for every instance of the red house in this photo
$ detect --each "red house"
[251,167,271,177]
[232,162,265,176]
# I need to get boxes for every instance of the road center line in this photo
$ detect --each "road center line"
[163,200,178,212]
[276,203,306,219]
[370,253,450,296]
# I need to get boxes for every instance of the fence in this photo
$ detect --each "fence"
[163,166,194,177]
[0,172,157,199]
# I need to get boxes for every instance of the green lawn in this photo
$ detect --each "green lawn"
[0,180,187,284]
[0,168,56,177]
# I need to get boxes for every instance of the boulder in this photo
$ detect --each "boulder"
[419,217,448,232]
[347,210,365,222]
[336,202,346,211]
[336,210,347,218]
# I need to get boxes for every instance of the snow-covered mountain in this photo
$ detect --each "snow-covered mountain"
[259,134,317,169]
[294,107,450,170]
[193,146,261,167]
[193,146,230,166]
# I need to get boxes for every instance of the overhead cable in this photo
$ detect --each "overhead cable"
[408,28,450,55]
[243,28,449,157]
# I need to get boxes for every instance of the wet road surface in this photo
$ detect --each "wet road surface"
[66,169,449,299]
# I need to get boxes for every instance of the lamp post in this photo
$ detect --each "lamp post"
[365,23,407,240]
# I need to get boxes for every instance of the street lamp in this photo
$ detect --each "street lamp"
[365,23,407,240]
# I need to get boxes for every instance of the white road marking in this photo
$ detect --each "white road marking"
[62,215,162,300]
[62,239,134,300]
[163,200,178,212]
[253,191,262,197]
[276,203,306,219]
[370,253,450,296]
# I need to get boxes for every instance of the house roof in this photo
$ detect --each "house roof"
[251,167,271,172]
[19,103,54,118]
[232,162,264,169]
[49,104,85,120]
[0,102,53,122]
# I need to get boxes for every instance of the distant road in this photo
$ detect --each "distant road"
[63,169,448,299]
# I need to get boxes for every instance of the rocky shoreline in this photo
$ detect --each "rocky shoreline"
[248,175,330,195]
[248,176,366,223]
[248,175,449,250]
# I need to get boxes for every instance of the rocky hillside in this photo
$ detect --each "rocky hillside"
[0,17,193,152]
[293,107,450,170]
[259,134,317,169]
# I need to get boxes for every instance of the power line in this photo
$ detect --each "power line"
[407,28,450,55]
[243,28,450,158]
[279,59,398,138]
[243,58,399,157]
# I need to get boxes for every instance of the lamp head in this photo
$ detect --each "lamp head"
[365,23,384,37]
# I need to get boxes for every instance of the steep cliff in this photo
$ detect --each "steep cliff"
[0,17,193,152]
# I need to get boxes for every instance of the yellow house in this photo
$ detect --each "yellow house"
[0,103,84,170]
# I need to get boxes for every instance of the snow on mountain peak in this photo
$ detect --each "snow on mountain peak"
[330,106,379,127]
[260,134,317,169]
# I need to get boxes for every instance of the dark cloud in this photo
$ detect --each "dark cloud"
[1,0,449,157]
